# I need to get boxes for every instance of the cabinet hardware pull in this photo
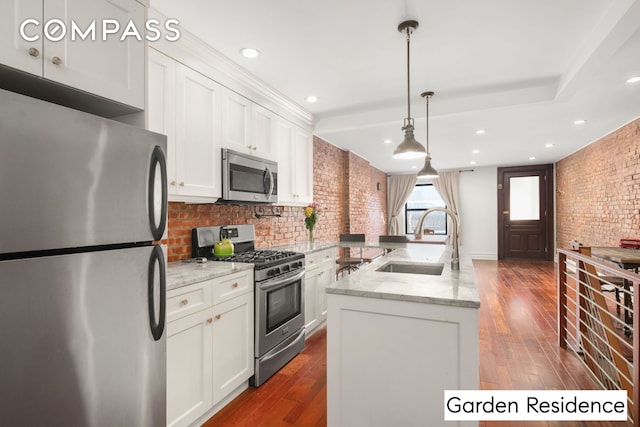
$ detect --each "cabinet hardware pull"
[207,318,213,324]
[170,180,176,186]
[52,56,63,66]
[28,48,39,57]
[215,314,221,320]
[179,182,185,186]
[180,299,188,305]
[232,282,238,288]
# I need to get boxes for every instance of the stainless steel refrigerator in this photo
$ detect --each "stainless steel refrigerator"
[0,88,168,426]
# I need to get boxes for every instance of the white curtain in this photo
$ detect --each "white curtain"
[432,171,461,243]
[387,174,418,235]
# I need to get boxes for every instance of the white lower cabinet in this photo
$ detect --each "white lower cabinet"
[211,292,254,405]
[167,309,213,427]
[167,269,254,427]
[304,248,336,335]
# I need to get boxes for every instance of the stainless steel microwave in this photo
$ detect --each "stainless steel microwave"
[222,148,278,203]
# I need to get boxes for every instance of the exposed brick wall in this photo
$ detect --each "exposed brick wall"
[369,167,388,237]
[556,118,640,249]
[346,152,370,234]
[163,136,387,262]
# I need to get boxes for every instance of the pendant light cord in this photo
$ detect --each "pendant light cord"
[425,94,430,155]
[406,28,411,123]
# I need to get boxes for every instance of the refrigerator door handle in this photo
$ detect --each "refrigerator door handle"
[148,245,166,341]
[148,145,168,241]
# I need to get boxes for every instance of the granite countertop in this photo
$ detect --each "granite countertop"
[270,241,338,255]
[326,243,480,309]
[167,260,254,291]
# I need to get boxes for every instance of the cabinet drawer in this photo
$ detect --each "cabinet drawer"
[306,253,321,270]
[167,282,213,322]
[319,248,337,264]
[306,248,336,271]
[212,270,253,305]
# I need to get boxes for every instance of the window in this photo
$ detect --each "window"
[404,184,447,235]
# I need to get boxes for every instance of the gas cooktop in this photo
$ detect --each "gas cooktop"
[192,225,305,274]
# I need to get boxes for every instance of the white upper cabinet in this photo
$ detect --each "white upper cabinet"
[0,0,145,109]
[278,121,313,205]
[0,0,42,76]
[175,64,222,200]
[147,48,177,196]
[220,89,275,160]
[148,47,222,202]
[220,89,251,155]
[250,103,275,159]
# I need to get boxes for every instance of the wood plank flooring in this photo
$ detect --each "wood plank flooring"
[204,260,630,427]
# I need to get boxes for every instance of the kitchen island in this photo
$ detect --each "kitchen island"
[326,243,479,427]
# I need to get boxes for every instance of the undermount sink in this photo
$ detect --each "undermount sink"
[376,262,444,276]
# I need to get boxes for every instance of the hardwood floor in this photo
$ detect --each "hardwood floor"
[204,260,629,427]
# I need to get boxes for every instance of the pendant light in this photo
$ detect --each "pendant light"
[392,20,427,160]
[417,91,439,178]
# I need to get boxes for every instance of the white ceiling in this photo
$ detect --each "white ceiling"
[151,0,640,174]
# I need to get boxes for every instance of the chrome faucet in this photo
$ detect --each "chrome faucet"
[414,207,460,270]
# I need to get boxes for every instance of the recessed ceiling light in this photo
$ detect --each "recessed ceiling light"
[240,48,260,58]
[305,95,318,103]
[383,139,392,144]
[472,149,479,154]
[470,161,477,165]
[545,143,554,148]
[574,119,586,125]
[475,129,486,135]
[626,76,640,84]
[529,156,536,160]
[411,165,417,169]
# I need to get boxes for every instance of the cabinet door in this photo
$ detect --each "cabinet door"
[274,118,295,203]
[304,269,319,333]
[317,250,336,323]
[175,64,222,199]
[147,48,177,196]
[251,103,274,159]
[220,89,251,155]
[0,0,42,76]
[167,309,214,427]
[43,0,145,109]
[293,128,313,204]
[211,293,254,405]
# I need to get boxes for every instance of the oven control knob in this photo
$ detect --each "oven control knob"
[282,265,290,272]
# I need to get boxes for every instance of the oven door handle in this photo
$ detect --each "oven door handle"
[260,269,305,291]
[260,328,306,364]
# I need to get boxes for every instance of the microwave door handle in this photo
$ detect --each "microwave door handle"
[265,166,274,198]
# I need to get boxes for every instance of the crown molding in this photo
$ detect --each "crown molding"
[148,8,314,130]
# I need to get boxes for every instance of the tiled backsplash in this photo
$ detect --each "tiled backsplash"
[162,136,388,262]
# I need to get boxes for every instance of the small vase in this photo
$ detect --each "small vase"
[308,228,314,243]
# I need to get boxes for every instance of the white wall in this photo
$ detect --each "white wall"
[459,166,498,260]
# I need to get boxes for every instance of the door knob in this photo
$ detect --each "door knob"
[503,211,509,215]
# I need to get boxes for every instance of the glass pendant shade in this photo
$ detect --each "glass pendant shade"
[417,156,438,178]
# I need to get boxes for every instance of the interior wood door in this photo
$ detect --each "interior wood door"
[498,164,554,260]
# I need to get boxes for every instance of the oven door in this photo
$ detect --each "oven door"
[257,269,305,357]
[222,149,278,203]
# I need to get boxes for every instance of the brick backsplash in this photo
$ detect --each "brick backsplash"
[556,118,640,250]
[163,136,388,262]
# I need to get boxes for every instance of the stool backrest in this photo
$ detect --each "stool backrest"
[339,233,365,242]
[378,235,408,243]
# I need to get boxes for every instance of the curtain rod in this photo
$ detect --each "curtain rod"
[458,169,474,173]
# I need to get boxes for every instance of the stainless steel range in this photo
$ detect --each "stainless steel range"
[192,225,306,387]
